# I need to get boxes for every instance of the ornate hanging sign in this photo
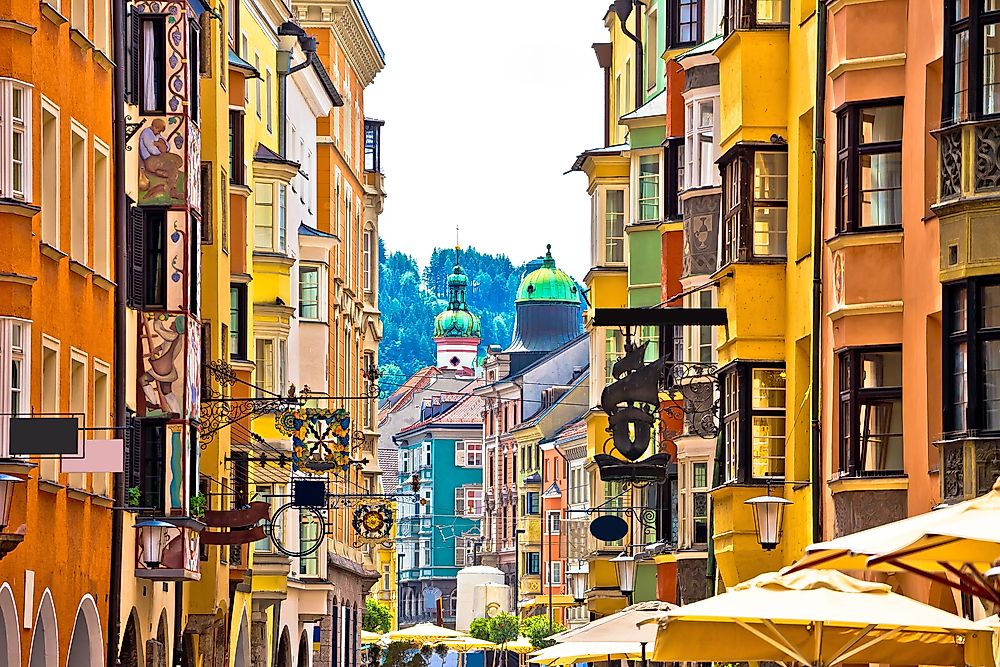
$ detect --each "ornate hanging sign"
[351,498,395,548]
[275,408,359,472]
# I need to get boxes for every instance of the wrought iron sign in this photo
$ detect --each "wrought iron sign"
[351,498,395,548]
[275,407,365,472]
[199,360,301,445]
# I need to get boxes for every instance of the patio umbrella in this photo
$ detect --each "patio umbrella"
[551,600,673,644]
[438,636,496,652]
[529,641,644,666]
[383,623,466,643]
[504,637,536,655]
[360,630,382,644]
[652,568,991,667]
[790,476,1000,602]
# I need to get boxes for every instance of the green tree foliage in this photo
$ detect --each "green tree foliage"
[468,617,493,642]
[467,613,521,645]
[520,615,566,649]
[379,240,532,383]
[362,597,393,634]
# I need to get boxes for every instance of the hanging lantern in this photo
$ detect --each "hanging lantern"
[610,552,636,595]
[745,493,791,551]
[567,563,588,603]
[135,519,173,568]
[0,474,23,531]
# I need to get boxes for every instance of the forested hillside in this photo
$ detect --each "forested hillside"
[377,241,531,386]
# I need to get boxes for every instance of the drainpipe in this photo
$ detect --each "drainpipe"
[173,583,184,667]
[276,23,317,157]
[614,0,645,110]
[107,0,127,662]
[810,0,829,544]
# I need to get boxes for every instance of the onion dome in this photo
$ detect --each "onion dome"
[515,245,580,304]
[433,249,482,338]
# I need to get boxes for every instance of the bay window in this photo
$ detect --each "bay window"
[638,154,661,222]
[684,290,715,364]
[139,16,167,114]
[671,0,702,46]
[253,182,287,252]
[255,338,286,397]
[944,0,1000,123]
[229,284,247,360]
[836,102,903,232]
[838,347,904,476]
[945,278,1000,434]
[665,138,684,220]
[685,97,719,190]
[721,363,786,483]
[0,79,32,201]
[721,146,788,265]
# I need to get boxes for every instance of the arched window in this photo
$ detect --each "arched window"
[0,583,20,666]
[66,595,103,667]
[28,589,58,667]
[331,600,339,667]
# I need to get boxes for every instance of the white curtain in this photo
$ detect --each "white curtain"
[142,21,157,111]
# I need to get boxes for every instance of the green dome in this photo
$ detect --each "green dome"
[434,248,481,338]
[515,245,579,304]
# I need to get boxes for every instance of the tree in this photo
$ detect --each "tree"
[362,597,392,634]
[468,617,492,642]
[467,613,521,645]
[520,615,566,649]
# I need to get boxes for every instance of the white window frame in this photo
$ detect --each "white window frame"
[254,337,287,397]
[299,263,325,322]
[72,0,88,36]
[0,318,31,458]
[363,228,373,295]
[69,120,89,265]
[93,0,110,53]
[546,510,561,535]
[546,560,563,586]
[683,288,717,365]
[92,138,111,277]
[39,335,61,481]
[635,150,662,223]
[645,6,658,92]
[253,181,287,252]
[40,96,60,248]
[0,79,33,202]
[67,348,89,490]
[683,91,721,191]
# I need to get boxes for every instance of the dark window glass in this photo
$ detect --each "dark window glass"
[229,284,247,359]
[838,348,904,476]
[189,23,200,124]
[720,363,786,483]
[720,147,787,264]
[946,279,1000,433]
[144,210,166,308]
[944,0,1000,122]
[672,0,701,46]
[229,110,245,184]
[836,102,903,232]
[141,421,166,511]
[140,17,167,114]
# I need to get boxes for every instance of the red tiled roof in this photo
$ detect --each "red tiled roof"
[377,366,440,425]
[396,392,486,436]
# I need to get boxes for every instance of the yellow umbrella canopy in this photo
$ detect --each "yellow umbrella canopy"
[360,630,382,644]
[552,600,673,644]
[653,569,991,667]
[792,476,1000,575]
[504,637,536,655]
[529,641,644,666]
[383,623,467,643]
[437,636,496,653]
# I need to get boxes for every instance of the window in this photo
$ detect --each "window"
[70,124,88,264]
[726,0,789,31]
[691,461,709,545]
[93,142,110,276]
[253,484,278,553]
[299,512,322,577]
[265,69,272,131]
[526,552,540,575]
[838,347,903,476]
[92,361,110,496]
[41,100,59,247]
[254,53,261,117]
[0,320,30,458]
[72,0,88,35]
[685,98,719,189]
[568,462,589,506]
[68,353,87,490]
[945,279,1000,434]
[721,147,788,264]
[721,363,786,483]
[188,23,200,124]
[605,189,625,263]
[140,17,167,114]
[546,510,561,535]
[0,79,32,201]
[672,0,701,46]
[228,110,245,184]
[524,491,540,515]
[255,338,286,397]
[546,561,563,586]
[254,182,274,250]
[466,440,483,467]
[646,9,659,89]
[229,285,247,359]
[300,266,321,320]
[140,421,166,511]
[665,138,684,220]
[277,184,287,251]
[363,230,373,294]
[141,210,167,308]
[638,154,661,222]
[944,0,1000,122]
[94,0,109,53]
[684,290,715,364]
[39,339,59,480]
[836,103,903,232]
[455,486,483,517]
[605,329,624,385]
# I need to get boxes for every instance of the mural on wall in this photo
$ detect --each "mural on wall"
[139,313,188,418]
[682,195,721,278]
[137,116,188,206]
[167,210,187,310]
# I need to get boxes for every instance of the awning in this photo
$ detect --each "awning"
[519,594,578,609]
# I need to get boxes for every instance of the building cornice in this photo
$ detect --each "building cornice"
[295,0,385,87]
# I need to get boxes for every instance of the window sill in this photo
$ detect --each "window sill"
[92,494,114,508]
[300,318,327,326]
[229,182,252,198]
[827,473,907,495]
[38,480,65,494]
[69,27,94,51]
[94,49,114,70]
[0,198,40,218]
[228,357,255,373]
[67,487,90,502]
[0,18,37,34]
[40,243,67,262]
[93,274,116,291]
[39,0,68,26]
[826,228,903,251]
[69,259,95,278]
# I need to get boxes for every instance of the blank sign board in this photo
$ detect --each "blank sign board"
[9,418,80,456]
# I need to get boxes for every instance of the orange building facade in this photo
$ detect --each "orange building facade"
[0,0,117,662]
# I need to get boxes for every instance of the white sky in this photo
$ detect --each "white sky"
[361,0,613,281]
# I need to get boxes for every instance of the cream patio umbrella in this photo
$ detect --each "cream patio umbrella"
[529,641,645,666]
[652,568,992,667]
[504,637,536,655]
[551,600,673,644]
[383,623,467,643]
[360,630,382,645]
[438,636,496,652]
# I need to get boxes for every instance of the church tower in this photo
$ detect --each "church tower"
[433,248,482,375]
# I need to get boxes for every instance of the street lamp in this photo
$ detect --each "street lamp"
[745,490,792,551]
[610,551,636,602]
[0,474,24,531]
[135,518,173,568]
[567,563,588,603]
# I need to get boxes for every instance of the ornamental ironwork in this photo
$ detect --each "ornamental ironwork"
[352,498,395,548]
[976,122,1000,191]
[275,407,363,472]
[939,127,962,200]
[200,360,301,445]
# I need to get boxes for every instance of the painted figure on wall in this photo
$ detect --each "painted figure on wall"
[138,118,186,205]
[140,313,186,417]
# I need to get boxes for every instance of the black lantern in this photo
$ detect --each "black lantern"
[610,552,636,595]
[0,474,23,531]
[745,493,791,551]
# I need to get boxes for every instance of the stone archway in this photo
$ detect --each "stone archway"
[28,588,58,667]
[297,631,310,667]
[276,628,292,667]
[66,595,103,667]
[0,583,21,666]
[118,610,143,667]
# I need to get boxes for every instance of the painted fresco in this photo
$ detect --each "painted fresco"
[186,319,201,421]
[136,116,188,206]
[166,210,187,310]
[135,523,201,581]
[139,313,187,418]
[167,423,184,510]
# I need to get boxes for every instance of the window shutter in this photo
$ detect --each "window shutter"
[126,205,145,308]
[200,162,213,244]
[454,487,465,516]
[126,10,141,104]
[232,451,249,507]
[455,440,466,466]
[200,321,211,392]
[123,412,142,490]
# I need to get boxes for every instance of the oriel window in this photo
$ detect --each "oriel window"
[720,146,788,264]
[945,0,1000,122]
[144,210,167,308]
[836,102,903,232]
[140,17,167,114]
[638,154,661,222]
[944,278,1000,434]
